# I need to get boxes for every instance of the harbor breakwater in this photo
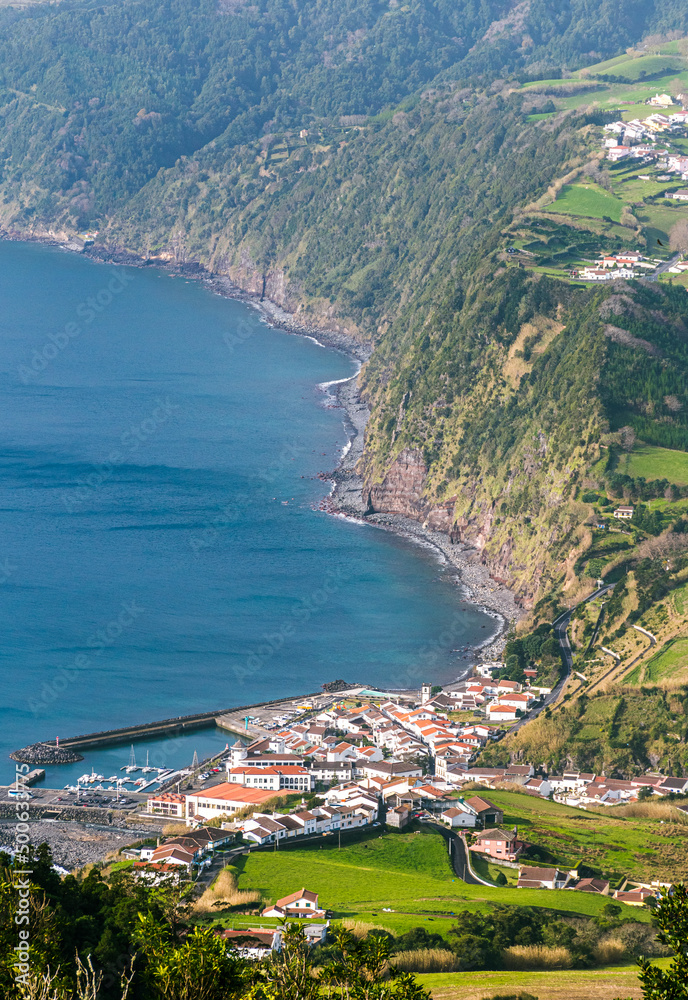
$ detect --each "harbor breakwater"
[9,690,333,765]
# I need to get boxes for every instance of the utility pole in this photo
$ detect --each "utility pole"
[338,827,341,851]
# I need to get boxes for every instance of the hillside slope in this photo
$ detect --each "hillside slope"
[3,0,688,609]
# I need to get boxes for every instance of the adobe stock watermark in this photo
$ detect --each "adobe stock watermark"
[17,269,135,384]
[395,611,468,691]
[233,563,351,685]
[11,763,32,990]
[61,397,181,512]
[29,600,146,714]
[223,315,256,354]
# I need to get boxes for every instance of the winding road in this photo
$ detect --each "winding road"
[507,583,615,735]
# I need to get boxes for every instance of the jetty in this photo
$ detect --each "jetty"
[9,690,334,765]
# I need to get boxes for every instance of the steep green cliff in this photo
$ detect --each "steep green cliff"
[3,0,688,609]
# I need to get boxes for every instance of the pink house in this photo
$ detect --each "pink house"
[470,827,524,862]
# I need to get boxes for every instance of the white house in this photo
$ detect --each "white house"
[486,704,519,723]
[227,765,313,792]
[222,929,282,960]
[262,888,326,919]
[440,802,478,828]
[518,866,569,890]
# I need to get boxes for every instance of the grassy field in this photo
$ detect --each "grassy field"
[229,826,652,929]
[418,961,670,1000]
[591,54,685,81]
[470,853,518,886]
[621,444,688,486]
[630,637,688,685]
[553,184,623,222]
[468,789,688,885]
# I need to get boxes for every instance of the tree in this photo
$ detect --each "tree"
[623,884,688,999]
[669,218,688,255]
[243,923,432,1000]
[135,915,248,1000]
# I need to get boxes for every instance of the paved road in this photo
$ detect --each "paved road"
[508,584,615,735]
[648,252,681,282]
[427,822,485,885]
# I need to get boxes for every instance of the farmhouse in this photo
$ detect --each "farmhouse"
[574,878,610,895]
[386,805,410,829]
[221,929,282,961]
[440,802,478,828]
[465,795,504,826]
[613,506,634,520]
[262,888,326,919]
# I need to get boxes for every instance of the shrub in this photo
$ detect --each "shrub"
[482,994,538,1000]
[341,920,389,938]
[593,938,627,965]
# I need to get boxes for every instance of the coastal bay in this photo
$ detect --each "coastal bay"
[0,239,496,784]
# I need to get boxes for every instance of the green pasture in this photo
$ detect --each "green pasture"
[673,583,688,616]
[553,184,623,222]
[621,444,688,486]
[591,54,685,82]
[470,853,518,886]
[638,637,688,685]
[543,69,688,113]
[230,826,652,925]
[474,789,687,885]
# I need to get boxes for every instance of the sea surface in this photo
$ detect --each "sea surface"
[0,240,493,786]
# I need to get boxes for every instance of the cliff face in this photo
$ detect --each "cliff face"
[365,447,458,532]
[363,447,529,599]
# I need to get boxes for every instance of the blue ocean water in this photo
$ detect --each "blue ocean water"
[0,240,492,785]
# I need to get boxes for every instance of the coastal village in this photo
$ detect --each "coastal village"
[503,86,688,286]
[102,672,688,941]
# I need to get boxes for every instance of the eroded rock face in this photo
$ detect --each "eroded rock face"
[364,451,536,607]
[365,448,429,517]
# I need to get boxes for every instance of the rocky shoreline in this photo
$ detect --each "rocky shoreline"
[0,819,152,871]
[2,228,522,661]
[237,291,523,656]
